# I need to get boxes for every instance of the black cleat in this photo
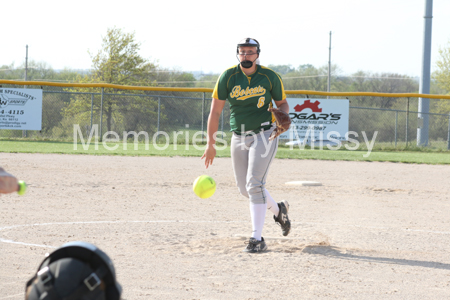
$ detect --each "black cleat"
[274,200,291,236]
[243,237,268,253]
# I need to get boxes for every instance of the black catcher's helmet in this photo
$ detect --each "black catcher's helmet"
[25,241,122,300]
[236,38,260,54]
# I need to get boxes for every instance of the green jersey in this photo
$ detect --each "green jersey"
[212,64,286,135]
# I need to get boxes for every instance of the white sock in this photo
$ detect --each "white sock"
[265,189,280,217]
[250,203,266,241]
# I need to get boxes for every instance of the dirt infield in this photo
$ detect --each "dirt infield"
[1,153,449,299]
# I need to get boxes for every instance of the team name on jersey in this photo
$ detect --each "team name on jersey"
[230,85,266,101]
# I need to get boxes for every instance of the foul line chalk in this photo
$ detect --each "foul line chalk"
[0,238,57,249]
[2,220,450,249]
[0,293,25,299]
[0,220,248,249]
[285,181,322,186]
[0,220,246,233]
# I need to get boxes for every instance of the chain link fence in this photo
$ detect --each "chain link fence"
[1,83,449,150]
[281,94,450,150]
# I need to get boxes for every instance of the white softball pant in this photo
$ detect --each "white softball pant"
[231,127,278,204]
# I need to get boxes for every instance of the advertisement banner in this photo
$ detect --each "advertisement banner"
[279,98,349,142]
[0,88,43,130]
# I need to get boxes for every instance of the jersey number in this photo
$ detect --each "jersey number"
[257,97,265,108]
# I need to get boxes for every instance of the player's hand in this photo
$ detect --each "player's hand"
[201,145,216,169]
[0,168,19,194]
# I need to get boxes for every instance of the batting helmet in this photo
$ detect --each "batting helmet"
[236,38,260,54]
[25,241,122,300]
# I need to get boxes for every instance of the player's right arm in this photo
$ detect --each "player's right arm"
[202,67,232,168]
[201,98,226,169]
[0,167,19,194]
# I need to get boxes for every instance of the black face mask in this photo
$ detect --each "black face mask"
[237,55,258,69]
[241,60,253,69]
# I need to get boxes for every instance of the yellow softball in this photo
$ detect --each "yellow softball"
[193,175,216,199]
[18,180,27,195]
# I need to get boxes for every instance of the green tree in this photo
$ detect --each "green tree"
[149,68,196,88]
[0,63,23,80]
[267,64,295,75]
[347,71,418,109]
[64,27,159,135]
[281,64,334,91]
[0,61,80,82]
[432,43,450,114]
[195,74,219,89]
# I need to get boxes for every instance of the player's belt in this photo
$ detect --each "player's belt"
[234,125,272,136]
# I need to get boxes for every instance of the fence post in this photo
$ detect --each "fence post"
[202,92,205,143]
[447,113,450,150]
[90,93,94,132]
[157,97,161,143]
[405,98,409,146]
[100,88,104,141]
[395,110,398,147]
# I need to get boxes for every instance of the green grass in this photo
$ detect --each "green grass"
[1,139,449,164]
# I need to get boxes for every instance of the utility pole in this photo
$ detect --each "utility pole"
[327,31,332,99]
[23,45,28,138]
[417,0,433,146]
[25,45,28,84]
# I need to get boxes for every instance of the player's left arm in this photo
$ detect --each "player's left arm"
[271,70,289,114]
[274,99,289,114]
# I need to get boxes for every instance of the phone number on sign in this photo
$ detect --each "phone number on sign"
[0,110,25,115]
[295,125,327,131]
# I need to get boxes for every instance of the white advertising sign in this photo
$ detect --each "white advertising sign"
[0,88,43,130]
[279,98,349,142]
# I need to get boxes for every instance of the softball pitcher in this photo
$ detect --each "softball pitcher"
[201,38,291,253]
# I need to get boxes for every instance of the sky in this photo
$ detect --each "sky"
[2,0,450,78]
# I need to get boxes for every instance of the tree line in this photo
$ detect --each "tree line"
[1,27,449,141]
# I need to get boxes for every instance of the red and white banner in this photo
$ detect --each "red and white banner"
[278,98,349,142]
